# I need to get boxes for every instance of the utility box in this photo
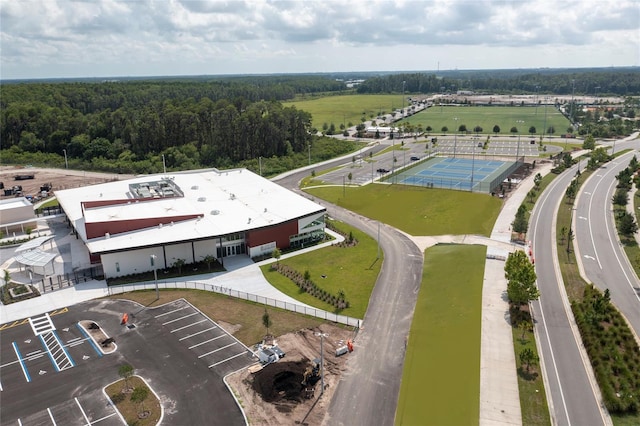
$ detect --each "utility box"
[335,345,349,357]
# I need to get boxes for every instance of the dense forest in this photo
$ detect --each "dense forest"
[357,68,640,96]
[1,69,638,175]
[0,76,350,174]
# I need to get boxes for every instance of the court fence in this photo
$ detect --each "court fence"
[107,280,362,328]
[393,154,524,193]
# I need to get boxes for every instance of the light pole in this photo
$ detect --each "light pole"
[162,154,167,174]
[307,143,311,165]
[150,255,159,300]
[515,120,524,162]
[402,80,406,116]
[63,149,68,169]
[453,117,459,158]
[259,156,262,176]
[470,140,476,192]
[315,332,327,395]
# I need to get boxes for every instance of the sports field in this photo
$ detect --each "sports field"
[396,157,516,192]
[283,94,406,129]
[404,105,569,137]
[395,244,485,426]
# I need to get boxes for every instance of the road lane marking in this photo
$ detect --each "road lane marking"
[154,306,187,318]
[209,351,248,368]
[170,319,207,333]
[12,342,31,382]
[162,312,198,325]
[47,407,57,425]
[197,342,236,358]
[75,397,91,425]
[179,326,217,341]
[189,334,225,349]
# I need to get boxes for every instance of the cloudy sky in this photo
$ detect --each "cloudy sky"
[1,0,638,80]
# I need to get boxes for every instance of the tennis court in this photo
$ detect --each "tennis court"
[395,156,518,192]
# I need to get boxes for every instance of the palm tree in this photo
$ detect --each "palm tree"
[131,386,150,418]
[118,364,134,392]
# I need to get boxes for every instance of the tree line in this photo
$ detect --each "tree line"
[0,77,349,173]
[356,68,640,96]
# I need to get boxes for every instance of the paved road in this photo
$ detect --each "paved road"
[529,159,609,426]
[575,141,640,338]
[275,159,424,426]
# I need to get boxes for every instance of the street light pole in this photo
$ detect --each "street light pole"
[150,255,159,300]
[63,149,68,169]
[307,143,311,165]
[402,81,406,116]
[315,332,327,396]
[516,120,524,162]
[453,117,458,158]
[470,143,475,192]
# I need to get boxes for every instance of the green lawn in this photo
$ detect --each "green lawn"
[305,184,502,236]
[283,94,406,129]
[396,244,485,426]
[259,220,381,319]
[403,105,571,138]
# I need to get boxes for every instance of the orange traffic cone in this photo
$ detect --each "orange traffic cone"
[121,313,129,325]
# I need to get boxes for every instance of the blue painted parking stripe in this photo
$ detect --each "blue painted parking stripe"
[39,334,60,372]
[12,342,31,382]
[76,323,103,357]
[53,330,75,367]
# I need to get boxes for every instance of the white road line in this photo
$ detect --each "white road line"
[12,342,30,383]
[209,352,247,368]
[188,334,225,349]
[67,337,82,343]
[75,397,91,425]
[26,350,43,357]
[47,407,57,425]
[162,312,198,325]
[69,341,85,347]
[0,378,3,391]
[18,419,22,426]
[178,326,217,341]
[154,306,187,318]
[29,354,45,360]
[197,342,236,358]
[170,319,207,333]
[89,412,119,424]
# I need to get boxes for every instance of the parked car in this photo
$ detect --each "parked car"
[410,156,420,161]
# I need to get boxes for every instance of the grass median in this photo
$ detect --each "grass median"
[395,244,484,426]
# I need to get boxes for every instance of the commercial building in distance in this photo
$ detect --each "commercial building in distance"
[55,168,326,278]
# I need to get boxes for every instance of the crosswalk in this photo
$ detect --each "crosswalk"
[29,313,56,335]
[39,331,75,372]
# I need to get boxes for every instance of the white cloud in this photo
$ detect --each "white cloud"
[0,0,638,79]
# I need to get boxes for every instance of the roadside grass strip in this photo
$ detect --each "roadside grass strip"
[396,244,485,426]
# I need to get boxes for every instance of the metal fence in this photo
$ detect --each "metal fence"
[37,265,104,293]
[107,280,362,328]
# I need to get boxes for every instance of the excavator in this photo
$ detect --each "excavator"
[301,358,321,399]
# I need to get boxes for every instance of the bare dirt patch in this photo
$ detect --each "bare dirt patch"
[227,323,355,426]
[0,167,132,201]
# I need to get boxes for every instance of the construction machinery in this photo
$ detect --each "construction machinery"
[301,358,321,399]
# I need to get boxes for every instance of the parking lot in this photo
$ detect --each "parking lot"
[1,299,255,425]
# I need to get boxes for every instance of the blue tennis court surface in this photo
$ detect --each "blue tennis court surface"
[396,157,517,192]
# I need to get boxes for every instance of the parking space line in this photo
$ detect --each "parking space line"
[170,319,207,333]
[197,342,236,358]
[188,334,225,349]
[47,407,57,425]
[179,326,217,341]
[91,412,119,424]
[0,378,3,391]
[208,351,248,368]
[154,306,187,318]
[76,323,103,357]
[12,342,31,382]
[75,397,91,425]
[162,312,199,325]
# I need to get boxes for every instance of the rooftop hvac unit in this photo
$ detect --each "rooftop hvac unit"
[198,197,206,202]
[211,210,220,215]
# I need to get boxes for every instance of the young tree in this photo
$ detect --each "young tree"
[493,124,501,135]
[131,386,149,417]
[512,205,528,235]
[559,226,567,244]
[582,134,596,150]
[348,172,353,184]
[201,254,216,271]
[528,126,537,135]
[262,308,272,337]
[118,364,134,392]
[534,173,542,189]
[272,247,281,266]
[618,211,638,236]
[527,189,536,203]
[519,348,539,373]
[612,188,629,206]
[505,250,539,306]
[441,126,448,133]
[173,258,186,274]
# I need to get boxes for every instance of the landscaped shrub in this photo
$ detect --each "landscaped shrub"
[271,263,349,310]
[572,285,640,414]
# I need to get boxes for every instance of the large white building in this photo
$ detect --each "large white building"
[55,168,326,278]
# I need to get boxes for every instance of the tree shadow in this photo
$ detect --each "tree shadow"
[517,366,539,381]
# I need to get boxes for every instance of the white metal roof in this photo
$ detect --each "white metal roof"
[15,235,55,253]
[14,249,57,268]
[55,168,325,254]
[0,197,32,211]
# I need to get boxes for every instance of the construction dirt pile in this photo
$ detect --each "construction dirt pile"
[227,324,355,426]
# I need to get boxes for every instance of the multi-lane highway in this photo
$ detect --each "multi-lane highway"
[529,157,609,426]
[575,140,640,338]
